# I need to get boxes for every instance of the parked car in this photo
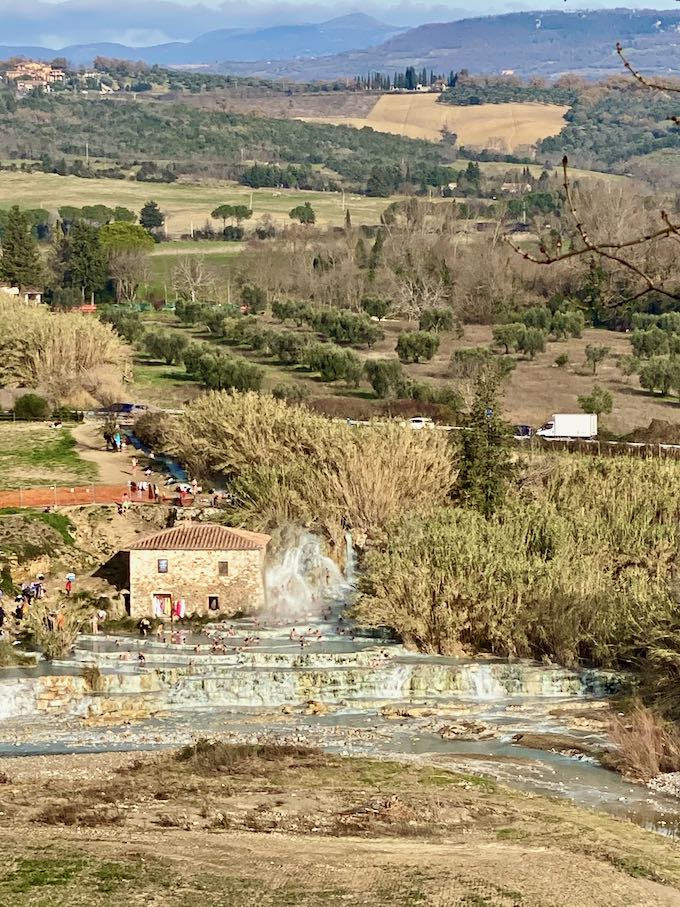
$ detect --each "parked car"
[408,417,434,430]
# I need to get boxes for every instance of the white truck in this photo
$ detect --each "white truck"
[536,413,597,439]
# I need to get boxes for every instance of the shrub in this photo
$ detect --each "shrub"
[517,327,546,360]
[518,305,552,332]
[25,604,84,660]
[364,360,405,398]
[554,353,569,368]
[272,383,310,403]
[269,331,309,364]
[99,307,144,343]
[362,296,390,321]
[289,202,316,224]
[241,285,267,314]
[450,348,515,382]
[631,327,669,359]
[577,385,612,417]
[608,704,680,780]
[396,331,440,363]
[311,310,383,348]
[492,323,525,355]
[14,393,51,420]
[419,308,460,335]
[639,356,680,397]
[0,297,130,404]
[354,457,680,664]
[185,349,263,392]
[143,330,188,365]
[552,309,585,340]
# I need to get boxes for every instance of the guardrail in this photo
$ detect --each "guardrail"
[0,411,85,423]
[527,437,680,460]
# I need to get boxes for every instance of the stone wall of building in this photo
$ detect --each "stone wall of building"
[129,547,267,618]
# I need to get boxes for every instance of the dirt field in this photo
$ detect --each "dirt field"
[410,323,679,435]
[300,95,569,151]
[0,744,679,907]
[0,172,391,236]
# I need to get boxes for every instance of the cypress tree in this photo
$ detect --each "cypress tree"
[0,205,43,288]
[456,373,514,518]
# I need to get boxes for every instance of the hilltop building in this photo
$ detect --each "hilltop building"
[3,61,65,94]
[127,523,271,618]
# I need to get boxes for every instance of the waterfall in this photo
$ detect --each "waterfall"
[264,531,346,620]
[458,664,508,700]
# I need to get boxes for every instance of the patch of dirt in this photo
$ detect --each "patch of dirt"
[1,746,679,906]
[625,420,680,445]
[71,422,168,487]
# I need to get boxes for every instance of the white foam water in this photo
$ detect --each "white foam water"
[264,531,346,620]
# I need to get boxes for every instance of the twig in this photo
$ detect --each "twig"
[616,43,680,96]
[505,39,680,305]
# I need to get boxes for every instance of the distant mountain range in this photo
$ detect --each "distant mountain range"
[0,13,404,67]
[1,9,680,79]
[211,9,680,80]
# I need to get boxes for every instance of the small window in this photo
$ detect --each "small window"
[218,561,229,576]
[157,558,168,574]
[208,596,220,612]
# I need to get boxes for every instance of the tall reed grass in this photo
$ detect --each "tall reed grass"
[0,298,131,405]
[355,456,680,671]
[168,391,457,552]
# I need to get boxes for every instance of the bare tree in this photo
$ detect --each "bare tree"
[172,255,215,303]
[507,42,680,306]
[108,249,149,303]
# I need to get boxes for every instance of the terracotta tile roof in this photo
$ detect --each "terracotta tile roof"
[129,524,271,552]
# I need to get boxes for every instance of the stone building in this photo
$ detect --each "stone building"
[127,523,271,619]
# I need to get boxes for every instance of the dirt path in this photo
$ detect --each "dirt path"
[70,422,168,487]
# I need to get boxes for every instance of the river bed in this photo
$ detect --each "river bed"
[0,605,679,838]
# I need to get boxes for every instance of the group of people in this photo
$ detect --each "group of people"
[104,428,124,452]
[289,627,325,648]
[0,571,78,638]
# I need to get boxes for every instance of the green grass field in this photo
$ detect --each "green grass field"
[0,424,96,489]
[147,242,243,286]
[0,172,392,236]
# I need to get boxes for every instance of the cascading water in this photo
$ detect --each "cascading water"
[264,531,346,620]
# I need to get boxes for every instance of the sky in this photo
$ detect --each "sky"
[1,0,679,47]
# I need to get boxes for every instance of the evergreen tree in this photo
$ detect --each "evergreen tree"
[457,373,514,518]
[139,200,164,231]
[0,205,43,288]
[61,221,107,302]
